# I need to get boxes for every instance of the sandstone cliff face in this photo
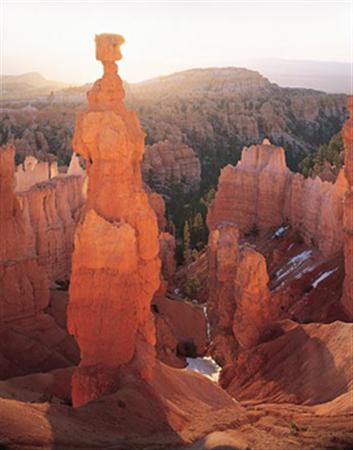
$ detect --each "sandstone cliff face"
[0,145,79,377]
[17,174,84,283]
[208,139,347,257]
[68,34,161,407]
[0,145,49,321]
[142,140,201,193]
[341,96,353,319]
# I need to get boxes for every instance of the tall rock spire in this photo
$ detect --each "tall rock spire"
[68,34,161,407]
[342,96,353,319]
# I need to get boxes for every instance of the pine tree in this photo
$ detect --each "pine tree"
[167,217,176,236]
[192,212,204,248]
[183,221,192,262]
[193,212,204,231]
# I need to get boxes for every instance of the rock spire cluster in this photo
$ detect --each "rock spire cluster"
[207,139,347,257]
[68,34,161,407]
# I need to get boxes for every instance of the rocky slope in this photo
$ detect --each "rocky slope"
[142,140,201,193]
[0,359,352,449]
[221,320,353,406]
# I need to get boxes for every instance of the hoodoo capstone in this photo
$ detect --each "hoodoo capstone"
[68,34,161,407]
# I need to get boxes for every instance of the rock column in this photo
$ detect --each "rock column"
[208,223,271,365]
[68,34,160,407]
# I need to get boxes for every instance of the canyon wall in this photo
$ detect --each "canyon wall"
[0,145,49,321]
[0,145,79,377]
[207,139,347,257]
[17,175,84,283]
[68,34,161,407]
[342,96,353,319]
[1,150,85,286]
[142,140,201,193]
[2,148,83,303]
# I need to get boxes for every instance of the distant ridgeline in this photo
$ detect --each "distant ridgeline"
[126,68,346,187]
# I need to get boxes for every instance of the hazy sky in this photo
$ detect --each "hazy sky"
[1,0,352,84]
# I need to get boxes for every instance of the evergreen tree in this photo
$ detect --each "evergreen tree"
[193,212,204,230]
[183,221,192,262]
[192,212,205,248]
[167,217,176,236]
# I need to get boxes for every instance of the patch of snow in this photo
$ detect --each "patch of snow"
[288,243,295,251]
[202,305,212,340]
[294,265,316,280]
[186,356,222,382]
[272,225,289,239]
[312,268,338,288]
[276,250,313,281]
[173,288,180,295]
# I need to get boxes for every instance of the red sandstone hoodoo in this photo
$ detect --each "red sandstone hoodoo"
[67,34,161,407]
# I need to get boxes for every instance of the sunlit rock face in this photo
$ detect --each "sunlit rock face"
[68,34,161,407]
[207,224,271,365]
[18,175,84,283]
[207,139,347,257]
[4,151,85,285]
[0,145,49,320]
[341,96,353,319]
